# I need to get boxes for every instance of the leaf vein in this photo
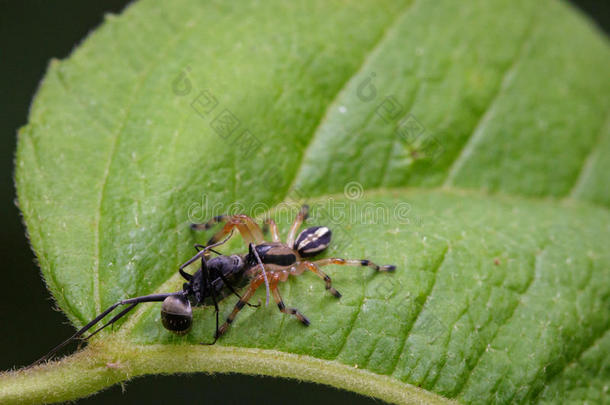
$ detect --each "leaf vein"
[92,14,205,314]
[566,114,610,199]
[529,323,610,403]
[390,244,449,377]
[332,269,367,360]
[443,15,537,186]
[458,244,544,397]
[285,0,419,196]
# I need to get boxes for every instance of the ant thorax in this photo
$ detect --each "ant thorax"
[186,254,248,305]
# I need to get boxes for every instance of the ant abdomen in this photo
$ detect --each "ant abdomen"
[161,294,193,334]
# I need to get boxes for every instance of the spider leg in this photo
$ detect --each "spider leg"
[216,274,266,338]
[313,258,396,272]
[264,218,281,242]
[286,204,309,247]
[297,258,396,299]
[298,261,342,298]
[271,281,310,326]
[190,215,228,231]
[191,214,265,247]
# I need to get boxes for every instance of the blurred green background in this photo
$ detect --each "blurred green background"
[1,1,608,404]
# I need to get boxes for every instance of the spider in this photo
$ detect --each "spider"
[191,204,396,338]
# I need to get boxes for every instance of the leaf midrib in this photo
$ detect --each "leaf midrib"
[567,114,610,198]
[119,184,609,344]
[285,0,419,195]
[92,10,207,314]
[443,11,538,186]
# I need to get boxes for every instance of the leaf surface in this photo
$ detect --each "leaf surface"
[12,0,610,403]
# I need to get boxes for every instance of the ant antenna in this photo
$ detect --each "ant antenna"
[32,232,237,367]
[249,243,270,306]
[30,292,184,366]
[181,230,235,277]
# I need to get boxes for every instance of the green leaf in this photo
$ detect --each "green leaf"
[5,0,609,403]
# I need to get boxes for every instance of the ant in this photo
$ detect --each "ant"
[31,205,395,365]
[31,232,255,365]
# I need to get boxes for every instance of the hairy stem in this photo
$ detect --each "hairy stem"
[0,339,454,405]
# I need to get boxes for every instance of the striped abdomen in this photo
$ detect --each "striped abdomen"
[293,226,332,257]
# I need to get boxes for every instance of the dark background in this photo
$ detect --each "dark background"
[1,1,608,404]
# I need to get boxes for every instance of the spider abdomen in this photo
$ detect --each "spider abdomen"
[294,226,332,257]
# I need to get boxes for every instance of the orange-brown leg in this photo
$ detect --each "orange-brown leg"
[312,258,396,272]
[300,258,395,298]
[191,214,230,231]
[191,214,265,247]
[264,218,281,242]
[270,281,310,326]
[299,261,342,298]
[216,274,266,338]
[286,205,309,247]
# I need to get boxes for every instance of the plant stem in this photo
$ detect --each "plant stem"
[0,339,454,405]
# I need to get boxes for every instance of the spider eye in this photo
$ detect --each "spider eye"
[161,295,192,335]
[294,226,332,257]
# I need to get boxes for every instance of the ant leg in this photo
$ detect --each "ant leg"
[195,244,223,259]
[216,271,259,308]
[178,250,205,280]
[271,282,310,326]
[179,231,235,281]
[216,275,265,338]
[286,205,309,247]
[207,290,220,345]
[264,218,281,242]
[299,261,342,298]
[200,259,220,345]
[312,258,396,272]
[84,303,138,340]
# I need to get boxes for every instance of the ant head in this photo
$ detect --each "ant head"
[161,294,192,335]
